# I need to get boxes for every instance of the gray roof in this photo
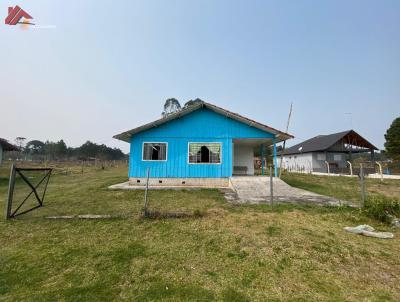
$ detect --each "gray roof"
[113,101,293,143]
[282,130,378,155]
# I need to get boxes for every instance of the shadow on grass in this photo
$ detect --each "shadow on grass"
[142,209,206,219]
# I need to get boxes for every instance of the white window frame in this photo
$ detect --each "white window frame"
[142,142,168,161]
[188,142,222,165]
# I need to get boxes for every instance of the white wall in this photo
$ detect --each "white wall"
[279,153,313,173]
[279,152,350,173]
[312,152,326,171]
[233,143,254,175]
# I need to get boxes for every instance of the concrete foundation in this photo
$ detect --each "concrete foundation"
[115,177,230,189]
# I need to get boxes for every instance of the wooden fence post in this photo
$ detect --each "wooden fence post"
[360,164,366,208]
[270,165,274,207]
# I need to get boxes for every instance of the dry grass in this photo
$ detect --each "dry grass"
[0,165,399,301]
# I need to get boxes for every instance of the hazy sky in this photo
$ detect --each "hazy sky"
[1,0,399,153]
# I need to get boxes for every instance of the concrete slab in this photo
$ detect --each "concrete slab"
[228,176,353,206]
[109,176,354,207]
[108,181,229,190]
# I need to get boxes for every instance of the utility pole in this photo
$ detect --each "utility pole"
[279,103,293,178]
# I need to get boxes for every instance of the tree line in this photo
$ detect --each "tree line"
[8,139,127,161]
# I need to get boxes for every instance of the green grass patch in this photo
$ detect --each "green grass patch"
[364,195,400,223]
[0,165,399,301]
[266,225,282,236]
[282,172,400,225]
[281,172,400,204]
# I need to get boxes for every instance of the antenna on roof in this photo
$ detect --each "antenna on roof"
[279,102,293,178]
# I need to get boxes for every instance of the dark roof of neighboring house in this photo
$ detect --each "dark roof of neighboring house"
[0,138,19,151]
[282,130,378,155]
[113,101,294,143]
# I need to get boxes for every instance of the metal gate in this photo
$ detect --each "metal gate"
[5,164,52,219]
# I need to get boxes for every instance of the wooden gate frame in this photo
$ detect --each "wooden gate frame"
[5,164,52,220]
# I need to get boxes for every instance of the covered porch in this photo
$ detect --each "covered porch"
[232,138,278,177]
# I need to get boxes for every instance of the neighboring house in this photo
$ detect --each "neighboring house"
[279,130,378,174]
[0,138,19,165]
[114,101,292,186]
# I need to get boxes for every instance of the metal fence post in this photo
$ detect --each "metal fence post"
[325,161,330,175]
[143,168,150,216]
[270,165,274,207]
[6,164,16,220]
[347,161,353,176]
[376,162,383,182]
[360,164,365,208]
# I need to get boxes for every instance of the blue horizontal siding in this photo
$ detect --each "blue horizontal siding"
[129,108,274,178]
[130,137,231,178]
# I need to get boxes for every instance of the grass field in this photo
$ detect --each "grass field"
[281,172,400,204]
[1,165,400,301]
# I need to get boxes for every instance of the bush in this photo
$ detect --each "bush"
[364,195,400,223]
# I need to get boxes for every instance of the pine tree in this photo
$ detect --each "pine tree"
[384,117,400,160]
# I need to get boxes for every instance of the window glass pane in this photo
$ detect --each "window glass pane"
[333,154,342,161]
[189,143,221,163]
[143,143,167,160]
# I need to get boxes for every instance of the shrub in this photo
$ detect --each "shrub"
[364,195,400,223]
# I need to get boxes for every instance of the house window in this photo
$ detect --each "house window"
[317,153,326,161]
[189,143,221,164]
[333,154,342,161]
[143,143,167,161]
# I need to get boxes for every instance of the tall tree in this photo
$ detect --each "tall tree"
[79,141,98,159]
[162,98,181,117]
[183,98,204,109]
[54,140,67,158]
[26,140,45,155]
[384,117,400,160]
[15,137,26,149]
[43,141,57,160]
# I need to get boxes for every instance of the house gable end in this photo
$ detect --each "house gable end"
[132,108,275,140]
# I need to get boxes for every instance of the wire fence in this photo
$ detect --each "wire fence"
[140,167,218,219]
[1,159,128,177]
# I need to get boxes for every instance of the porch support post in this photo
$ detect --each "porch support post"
[273,141,278,177]
[260,144,264,175]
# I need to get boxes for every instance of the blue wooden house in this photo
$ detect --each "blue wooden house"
[114,101,292,187]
